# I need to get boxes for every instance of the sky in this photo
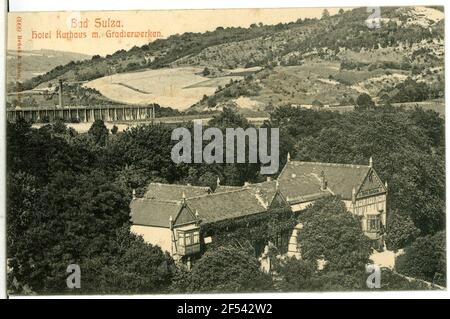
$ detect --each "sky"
[7,8,350,56]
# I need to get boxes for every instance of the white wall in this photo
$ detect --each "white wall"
[131,225,173,254]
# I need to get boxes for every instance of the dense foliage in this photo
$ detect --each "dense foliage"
[270,105,445,288]
[6,120,175,294]
[274,106,445,236]
[298,197,372,273]
[7,101,445,293]
[171,246,273,293]
[396,231,446,286]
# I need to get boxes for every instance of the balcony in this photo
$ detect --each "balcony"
[177,243,201,256]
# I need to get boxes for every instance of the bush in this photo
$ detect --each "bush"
[171,246,273,293]
[396,231,446,286]
[355,93,375,110]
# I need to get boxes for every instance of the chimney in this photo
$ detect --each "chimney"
[320,171,327,191]
[132,189,136,199]
[182,191,186,202]
[216,177,220,187]
[287,152,291,162]
[244,182,250,187]
[58,79,63,107]
[266,177,272,182]
[276,179,279,190]
[369,156,373,168]
[385,181,388,191]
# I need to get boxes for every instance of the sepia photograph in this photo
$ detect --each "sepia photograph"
[2,1,447,299]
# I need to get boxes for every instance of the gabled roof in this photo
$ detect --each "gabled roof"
[144,183,211,201]
[130,199,182,228]
[186,189,267,224]
[278,161,371,200]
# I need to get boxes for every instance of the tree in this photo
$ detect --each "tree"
[88,119,109,146]
[390,78,432,103]
[206,108,262,185]
[81,226,175,294]
[298,196,372,272]
[355,93,375,110]
[52,118,69,134]
[6,121,133,293]
[171,246,273,293]
[111,125,119,135]
[312,99,324,109]
[109,124,179,184]
[207,96,217,108]
[385,212,420,250]
[322,9,330,19]
[198,171,217,190]
[202,67,210,76]
[310,271,365,291]
[274,255,367,291]
[396,231,446,286]
[379,268,433,290]
[274,257,315,291]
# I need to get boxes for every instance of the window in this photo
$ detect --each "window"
[178,234,185,246]
[193,232,199,244]
[367,215,380,232]
[178,229,200,247]
[185,233,193,246]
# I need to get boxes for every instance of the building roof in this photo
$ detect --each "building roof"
[279,161,371,200]
[247,180,278,204]
[130,160,382,227]
[144,183,211,201]
[186,189,268,224]
[214,185,243,193]
[130,199,182,228]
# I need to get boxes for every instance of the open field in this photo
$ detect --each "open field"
[84,67,244,110]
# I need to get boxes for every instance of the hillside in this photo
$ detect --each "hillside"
[188,6,444,112]
[9,6,444,114]
[6,49,91,86]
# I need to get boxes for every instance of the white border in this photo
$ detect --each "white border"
[2,0,449,299]
[1,0,7,301]
[4,0,447,12]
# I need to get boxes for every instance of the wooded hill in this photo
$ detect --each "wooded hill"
[12,7,445,112]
